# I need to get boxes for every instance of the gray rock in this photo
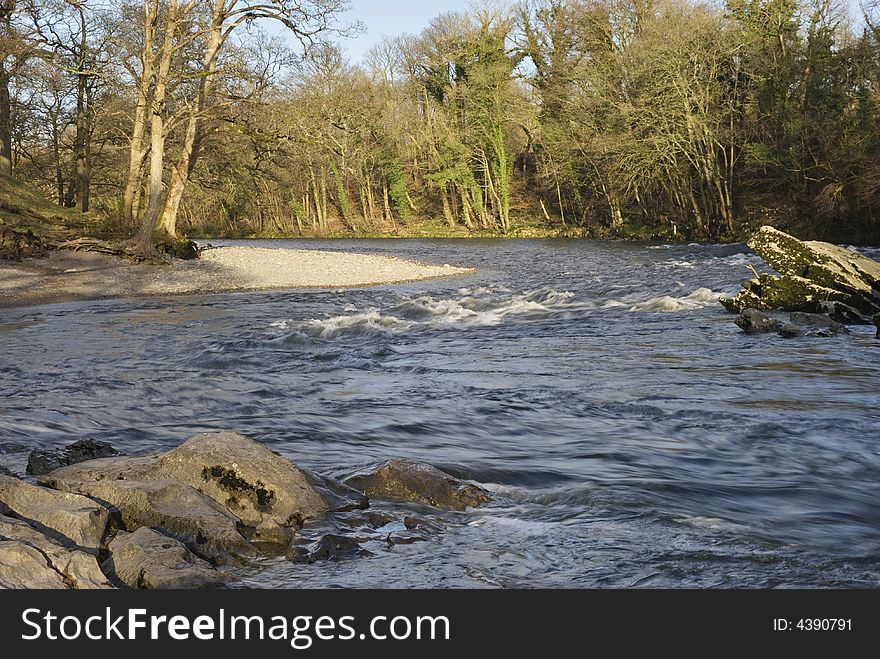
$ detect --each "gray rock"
[0,540,69,589]
[27,439,119,476]
[0,475,109,551]
[789,312,841,327]
[735,308,782,334]
[40,476,254,564]
[104,528,225,589]
[0,442,28,455]
[41,455,161,482]
[0,514,112,589]
[302,469,368,513]
[154,431,329,531]
[778,323,805,338]
[0,466,16,478]
[780,313,849,338]
[305,534,372,562]
[345,459,491,511]
[875,314,880,339]
[815,301,869,324]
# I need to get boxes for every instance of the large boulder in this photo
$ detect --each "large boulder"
[104,528,224,589]
[27,439,119,476]
[39,476,254,564]
[345,460,490,512]
[721,226,880,316]
[154,431,329,530]
[0,475,109,551]
[41,432,337,545]
[0,514,112,589]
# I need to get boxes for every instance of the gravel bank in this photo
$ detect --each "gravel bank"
[0,246,474,309]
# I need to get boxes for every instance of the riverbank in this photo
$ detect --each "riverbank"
[0,245,474,309]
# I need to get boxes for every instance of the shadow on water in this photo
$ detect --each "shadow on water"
[2,239,880,587]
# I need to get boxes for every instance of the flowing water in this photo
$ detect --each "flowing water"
[2,239,880,588]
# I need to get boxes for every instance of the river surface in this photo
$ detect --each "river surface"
[2,239,879,588]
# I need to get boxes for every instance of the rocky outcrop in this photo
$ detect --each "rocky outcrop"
[2,430,482,589]
[0,475,109,551]
[40,476,254,564]
[345,460,490,511]
[721,226,880,318]
[0,540,69,589]
[42,432,337,545]
[27,439,119,476]
[0,514,112,589]
[104,528,224,589]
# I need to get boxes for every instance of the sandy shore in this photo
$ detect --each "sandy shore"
[0,246,474,309]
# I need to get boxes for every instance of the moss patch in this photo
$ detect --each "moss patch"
[202,466,276,512]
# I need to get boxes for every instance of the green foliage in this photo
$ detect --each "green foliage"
[9,0,880,244]
[387,160,409,221]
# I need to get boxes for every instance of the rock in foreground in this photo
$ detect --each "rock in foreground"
[0,514,112,589]
[345,460,490,511]
[721,226,880,317]
[0,475,109,551]
[104,528,224,589]
[156,431,329,531]
[41,431,339,546]
[41,476,254,564]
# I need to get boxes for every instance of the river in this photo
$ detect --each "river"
[2,239,879,588]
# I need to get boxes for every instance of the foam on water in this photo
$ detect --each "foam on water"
[628,287,724,312]
[273,285,727,340]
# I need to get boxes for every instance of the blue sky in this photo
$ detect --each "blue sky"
[341,0,472,62]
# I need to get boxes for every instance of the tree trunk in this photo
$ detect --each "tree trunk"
[121,0,158,227]
[72,5,91,213]
[73,72,90,212]
[134,0,178,252]
[0,62,11,177]
[160,7,225,237]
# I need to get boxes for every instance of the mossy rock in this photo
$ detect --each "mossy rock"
[155,234,199,260]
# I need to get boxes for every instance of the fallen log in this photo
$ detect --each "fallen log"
[720,226,880,320]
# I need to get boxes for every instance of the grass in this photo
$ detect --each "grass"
[0,174,114,244]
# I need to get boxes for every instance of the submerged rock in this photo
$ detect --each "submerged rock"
[104,528,224,589]
[721,226,880,316]
[27,438,120,476]
[875,314,880,338]
[0,475,109,551]
[39,476,254,564]
[305,534,373,562]
[0,466,16,478]
[0,514,112,589]
[735,308,782,334]
[345,459,490,511]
